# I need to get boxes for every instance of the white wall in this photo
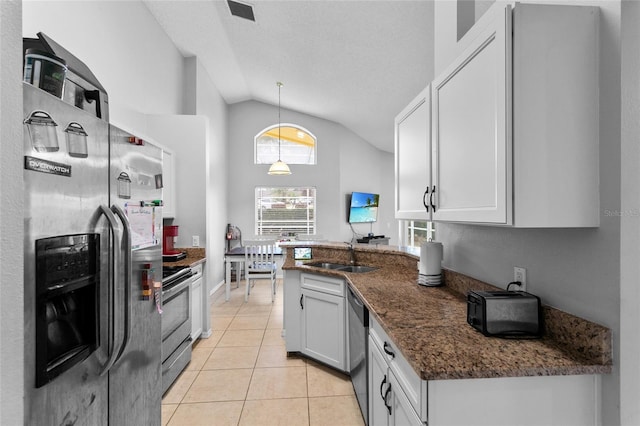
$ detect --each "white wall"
[433,1,621,424]
[23,1,184,122]
[0,2,24,424]
[192,57,229,289]
[620,1,640,423]
[340,132,397,244]
[143,114,208,249]
[227,100,395,245]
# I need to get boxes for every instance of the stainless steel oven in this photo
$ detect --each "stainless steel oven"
[161,266,193,394]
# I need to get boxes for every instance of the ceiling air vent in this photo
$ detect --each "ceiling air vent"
[227,0,255,22]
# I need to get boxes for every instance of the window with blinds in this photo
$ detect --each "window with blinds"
[255,187,316,237]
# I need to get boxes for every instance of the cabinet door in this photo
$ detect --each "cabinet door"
[283,270,302,352]
[369,336,391,426]
[431,4,512,224]
[162,149,176,219]
[395,86,431,220]
[300,289,345,371]
[191,276,202,339]
[389,372,423,426]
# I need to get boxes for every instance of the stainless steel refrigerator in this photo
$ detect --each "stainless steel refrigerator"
[23,77,164,424]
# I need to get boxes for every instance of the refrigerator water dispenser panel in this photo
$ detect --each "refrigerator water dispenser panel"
[35,233,99,387]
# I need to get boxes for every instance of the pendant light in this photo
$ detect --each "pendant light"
[268,81,292,175]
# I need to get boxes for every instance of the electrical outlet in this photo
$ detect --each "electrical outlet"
[192,235,199,247]
[513,267,527,292]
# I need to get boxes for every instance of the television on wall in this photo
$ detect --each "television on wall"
[348,192,379,223]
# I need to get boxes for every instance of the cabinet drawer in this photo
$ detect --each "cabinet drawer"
[369,316,426,421]
[191,263,203,277]
[301,273,344,297]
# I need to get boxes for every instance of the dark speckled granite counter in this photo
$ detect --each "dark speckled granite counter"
[163,247,206,268]
[280,241,612,381]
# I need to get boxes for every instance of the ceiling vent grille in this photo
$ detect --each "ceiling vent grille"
[227,0,255,22]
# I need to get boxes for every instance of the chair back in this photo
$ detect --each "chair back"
[244,239,276,271]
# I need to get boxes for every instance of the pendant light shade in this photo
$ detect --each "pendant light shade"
[268,81,292,175]
[268,159,291,175]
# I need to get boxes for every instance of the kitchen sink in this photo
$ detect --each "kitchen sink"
[306,262,377,273]
[307,262,348,269]
[338,265,377,273]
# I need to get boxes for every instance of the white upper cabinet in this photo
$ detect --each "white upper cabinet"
[162,148,175,219]
[394,86,431,220]
[431,6,510,224]
[430,3,599,227]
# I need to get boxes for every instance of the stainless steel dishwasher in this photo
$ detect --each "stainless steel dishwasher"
[348,286,369,424]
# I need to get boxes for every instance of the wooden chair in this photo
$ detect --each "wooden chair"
[243,239,277,302]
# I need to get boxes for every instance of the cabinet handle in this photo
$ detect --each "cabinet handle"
[430,185,436,212]
[422,187,430,212]
[383,341,395,359]
[379,374,387,401]
[300,294,304,310]
[383,381,392,415]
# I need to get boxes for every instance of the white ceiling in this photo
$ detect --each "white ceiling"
[143,0,434,153]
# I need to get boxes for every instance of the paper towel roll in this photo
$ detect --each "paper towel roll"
[419,241,443,276]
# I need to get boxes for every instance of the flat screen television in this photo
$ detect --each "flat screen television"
[348,192,379,223]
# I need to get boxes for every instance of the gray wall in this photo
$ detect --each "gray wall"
[192,57,229,289]
[434,1,621,424]
[227,100,396,245]
[620,0,640,422]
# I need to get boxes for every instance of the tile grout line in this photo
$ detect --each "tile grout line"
[168,278,360,425]
[237,321,266,425]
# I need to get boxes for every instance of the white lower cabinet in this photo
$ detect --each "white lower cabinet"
[390,372,423,426]
[368,317,600,426]
[369,316,425,426]
[369,335,391,426]
[427,374,600,426]
[369,335,422,426]
[299,273,346,371]
[190,264,203,340]
[301,288,345,370]
[283,270,302,352]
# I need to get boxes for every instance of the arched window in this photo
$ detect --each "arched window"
[255,124,316,165]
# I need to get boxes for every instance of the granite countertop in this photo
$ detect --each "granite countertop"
[281,242,612,381]
[163,247,206,268]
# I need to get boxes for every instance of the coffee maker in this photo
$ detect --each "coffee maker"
[163,225,185,261]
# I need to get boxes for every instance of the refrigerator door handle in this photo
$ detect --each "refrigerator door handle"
[111,204,132,364]
[98,204,123,376]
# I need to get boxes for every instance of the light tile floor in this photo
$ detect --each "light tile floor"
[162,279,365,426]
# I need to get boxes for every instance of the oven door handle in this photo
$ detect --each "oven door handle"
[111,204,132,365]
[163,276,193,302]
[98,204,123,376]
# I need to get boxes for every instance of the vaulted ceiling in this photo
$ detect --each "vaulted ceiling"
[143,0,434,153]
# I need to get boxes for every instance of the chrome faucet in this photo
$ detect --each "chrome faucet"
[348,243,356,265]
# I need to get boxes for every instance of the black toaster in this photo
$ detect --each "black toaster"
[467,290,543,338]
